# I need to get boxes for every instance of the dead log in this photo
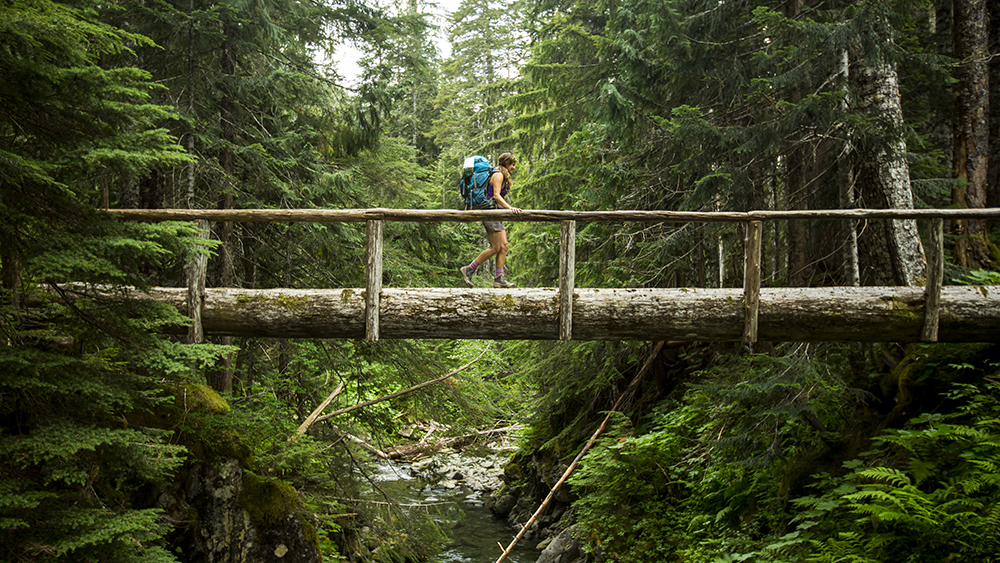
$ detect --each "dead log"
[130,285,1000,343]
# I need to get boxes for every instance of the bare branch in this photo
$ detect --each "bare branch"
[311,345,491,425]
[289,378,346,442]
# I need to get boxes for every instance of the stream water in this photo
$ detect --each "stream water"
[367,461,537,563]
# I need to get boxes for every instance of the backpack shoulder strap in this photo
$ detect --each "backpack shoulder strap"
[473,168,496,188]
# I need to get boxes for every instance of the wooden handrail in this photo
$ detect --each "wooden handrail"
[106,207,1000,224]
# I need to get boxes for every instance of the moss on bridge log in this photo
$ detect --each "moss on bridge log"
[135,285,1000,342]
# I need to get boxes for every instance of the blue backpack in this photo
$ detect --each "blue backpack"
[459,155,500,209]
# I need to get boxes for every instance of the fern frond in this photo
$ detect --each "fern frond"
[844,489,903,506]
[985,502,1000,553]
[856,467,911,487]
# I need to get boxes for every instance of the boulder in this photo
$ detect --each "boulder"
[158,460,320,563]
[536,525,581,563]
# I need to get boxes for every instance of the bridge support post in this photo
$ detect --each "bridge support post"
[743,220,762,347]
[559,220,576,341]
[921,218,944,342]
[186,219,209,344]
[366,219,383,341]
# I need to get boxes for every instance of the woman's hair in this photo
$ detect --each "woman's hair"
[497,152,517,190]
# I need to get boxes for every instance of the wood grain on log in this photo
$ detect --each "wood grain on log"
[743,221,762,345]
[134,285,999,342]
[559,220,576,341]
[365,220,383,341]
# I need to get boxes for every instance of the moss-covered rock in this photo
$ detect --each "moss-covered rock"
[158,459,320,563]
[240,472,304,527]
[129,383,320,563]
[134,383,252,464]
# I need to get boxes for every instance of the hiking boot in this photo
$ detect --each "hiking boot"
[460,266,475,288]
[493,275,515,288]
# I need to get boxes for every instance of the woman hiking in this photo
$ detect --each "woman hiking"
[460,152,522,288]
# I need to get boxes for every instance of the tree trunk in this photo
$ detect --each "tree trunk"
[233,224,259,395]
[129,285,1000,343]
[784,0,809,287]
[277,228,292,386]
[935,0,953,55]
[986,0,999,213]
[951,0,992,268]
[786,146,810,286]
[0,187,22,295]
[928,0,956,190]
[837,49,860,287]
[185,220,210,344]
[208,28,237,394]
[852,52,925,286]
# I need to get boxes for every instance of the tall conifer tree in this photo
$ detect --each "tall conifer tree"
[0,0,197,559]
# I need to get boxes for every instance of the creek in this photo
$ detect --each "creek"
[367,458,537,563]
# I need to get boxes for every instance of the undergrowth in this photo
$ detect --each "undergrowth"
[546,343,1000,562]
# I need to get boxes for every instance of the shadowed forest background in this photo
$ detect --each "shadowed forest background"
[2,0,1000,561]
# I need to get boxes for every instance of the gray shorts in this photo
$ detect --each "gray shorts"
[483,220,505,233]
[471,202,504,233]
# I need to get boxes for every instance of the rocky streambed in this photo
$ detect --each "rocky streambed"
[376,445,590,563]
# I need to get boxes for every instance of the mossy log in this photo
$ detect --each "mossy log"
[134,285,1000,342]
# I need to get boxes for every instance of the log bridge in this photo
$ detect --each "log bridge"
[108,207,1000,344]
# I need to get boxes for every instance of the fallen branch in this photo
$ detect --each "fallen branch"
[386,423,522,461]
[311,345,490,425]
[334,428,390,459]
[448,423,522,442]
[333,497,455,508]
[289,378,346,442]
[420,420,443,443]
[494,341,665,563]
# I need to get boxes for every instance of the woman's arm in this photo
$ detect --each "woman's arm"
[491,172,521,213]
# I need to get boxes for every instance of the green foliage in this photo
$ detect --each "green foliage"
[779,362,1000,563]
[558,346,862,561]
[544,345,1000,563]
[510,340,652,455]
[447,340,533,422]
[567,405,705,561]
[957,269,1000,286]
[0,323,192,562]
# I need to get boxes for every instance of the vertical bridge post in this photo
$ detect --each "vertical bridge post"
[559,220,576,341]
[921,217,944,342]
[366,219,383,341]
[743,220,762,348]
[186,219,209,344]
